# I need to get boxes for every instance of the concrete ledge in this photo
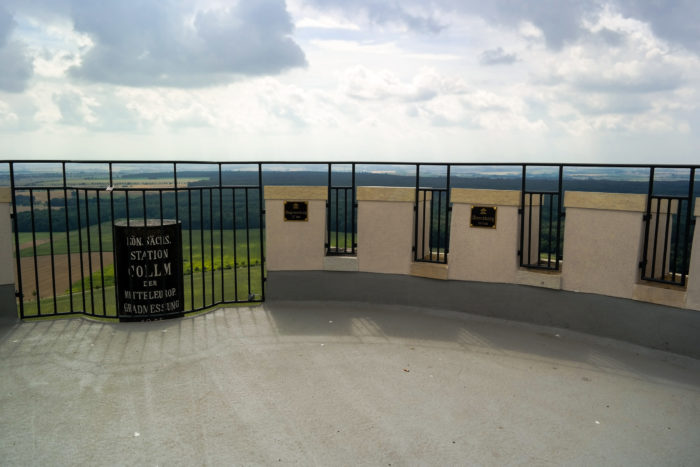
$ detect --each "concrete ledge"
[264,186,327,201]
[634,283,686,308]
[695,198,700,217]
[267,270,700,359]
[564,191,646,212]
[410,262,448,280]
[516,269,562,290]
[0,188,10,203]
[357,187,415,202]
[324,256,359,272]
[451,188,520,206]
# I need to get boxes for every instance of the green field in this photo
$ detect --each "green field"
[19,223,263,269]
[21,267,263,318]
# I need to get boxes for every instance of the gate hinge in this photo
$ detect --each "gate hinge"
[642,214,651,221]
[15,291,22,298]
[10,212,14,219]
[560,212,566,219]
[639,260,646,269]
[691,218,697,226]
[261,209,266,215]
[517,250,521,257]
[518,208,523,214]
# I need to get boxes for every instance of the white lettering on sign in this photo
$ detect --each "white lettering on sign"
[117,225,183,320]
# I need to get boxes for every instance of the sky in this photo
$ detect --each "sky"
[0,0,699,164]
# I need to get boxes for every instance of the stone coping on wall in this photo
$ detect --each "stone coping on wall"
[0,188,10,203]
[264,186,327,201]
[451,188,521,206]
[564,191,647,212]
[357,186,416,202]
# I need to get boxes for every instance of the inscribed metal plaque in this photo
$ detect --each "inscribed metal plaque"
[284,201,308,221]
[470,206,497,228]
[114,220,184,322]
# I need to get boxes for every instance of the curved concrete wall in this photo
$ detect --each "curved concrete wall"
[267,270,700,359]
[262,186,700,357]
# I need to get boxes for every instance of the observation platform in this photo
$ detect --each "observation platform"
[1,300,699,466]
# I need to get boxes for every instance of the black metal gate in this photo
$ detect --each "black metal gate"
[519,165,564,271]
[640,167,696,286]
[10,162,265,320]
[414,164,451,264]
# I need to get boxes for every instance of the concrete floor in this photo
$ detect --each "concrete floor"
[1,301,699,466]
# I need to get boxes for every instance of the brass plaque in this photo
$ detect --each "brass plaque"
[470,206,497,228]
[284,201,308,221]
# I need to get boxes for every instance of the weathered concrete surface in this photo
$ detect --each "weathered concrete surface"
[1,302,699,466]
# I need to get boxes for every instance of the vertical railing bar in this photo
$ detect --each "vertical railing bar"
[96,190,106,316]
[159,189,163,226]
[344,188,348,252]
[199,188,205,309]
[75,189,86,312]
[537,193,543,267]
[258,163,265,301]
[125,191,130,226]
[335,187,339,253]
[209,188,214,305]
[142,189,147,227]
[351,163,356,254]
[327,163,331,254]
[519,165,526,267]
[85,189,95,315]
[219,165,224,303]
[555,165,564,270]
[661,198,672,280]
[437,189,443,262]
[173,163,179,223]
[47,188,57,314]
[445,164,451,264]
[245,188,251,297]
[64,163,73,314]
[421,190,427,261]
[548,192,553,268]
[29,189,41,315]
[641,167,655,279]
[10,163,25,318]
[232,188,239,301]
[414,164,420,262]
[671,198,683,281]
[527,193,533,266]
[109,162,119,316]
[681,168,695,286]
[188,189,194,311]
[173,164,181,309]
[651,197,661,278]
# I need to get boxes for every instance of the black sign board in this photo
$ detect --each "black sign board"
[470,206,497,228]
[113,220,184,322]
[284,201,308,221]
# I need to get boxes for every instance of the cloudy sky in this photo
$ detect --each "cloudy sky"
[0,0,699,163]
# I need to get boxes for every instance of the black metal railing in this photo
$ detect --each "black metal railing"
[414,165,451,264]
[641,167,696,286]
[326,163,356,256]
[10,162,265,320]
[6,160,700,321]
[519,166,564,271]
